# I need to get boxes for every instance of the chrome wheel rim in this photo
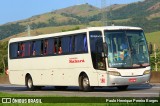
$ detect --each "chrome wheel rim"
[83,77,89,88]
[28,79,32,88]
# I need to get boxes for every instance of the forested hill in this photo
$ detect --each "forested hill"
[0,0,160,40]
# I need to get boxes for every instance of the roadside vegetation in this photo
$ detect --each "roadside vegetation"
[0,41,8,75]
[146,31,160,71]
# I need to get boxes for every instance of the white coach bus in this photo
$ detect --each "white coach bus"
[8,26,151,91]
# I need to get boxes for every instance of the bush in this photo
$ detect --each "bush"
[150,52,160,71]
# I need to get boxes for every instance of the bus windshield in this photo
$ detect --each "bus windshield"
[105,30,150,68]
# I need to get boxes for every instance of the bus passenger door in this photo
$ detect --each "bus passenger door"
[95,40,107,86]
[95,40,106,70]
[89,31,107,86]
[89,31,106,70]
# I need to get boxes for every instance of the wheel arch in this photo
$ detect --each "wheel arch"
[78,71,91,88]
[78,72,88,84]
[25,73,31,86]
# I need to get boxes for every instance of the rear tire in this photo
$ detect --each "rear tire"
[117,85,128,91]
[80,74,92,92]
[26,76,35,91]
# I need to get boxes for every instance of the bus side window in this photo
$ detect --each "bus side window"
[75,34,82,52]
[48,38,54,55]
[18,42,25,57]
[10,43,18,59]
[35,40,41,56]
[58,38,62,54]
[24,41,30,57]
[54,39,58,54]
[61,36,71,54]
[70,36,75,53]
[43,39,48,55]
[41,40,44,55]
[83,35,88,52]
[53,38,62,54]
[21,43,25,57]
[75,33,87,53]
[17,43,20,57]
[31,41,36,56]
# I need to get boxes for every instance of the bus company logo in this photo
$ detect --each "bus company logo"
[69,58,85,63]
[2,98,11,103]
[100,78,105,83]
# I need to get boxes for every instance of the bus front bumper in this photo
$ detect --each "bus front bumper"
[107,74,150,86]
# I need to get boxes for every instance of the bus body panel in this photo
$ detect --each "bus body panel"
[8,53,99,86]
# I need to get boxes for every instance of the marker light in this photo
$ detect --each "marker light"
[5,69,9,75]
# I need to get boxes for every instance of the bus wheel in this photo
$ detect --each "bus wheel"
[26,76,35,91]
[55,86,68,90]
[117,85,128,91]
[81,75,92,92]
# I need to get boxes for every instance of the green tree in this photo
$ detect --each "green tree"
[0,41,8,74]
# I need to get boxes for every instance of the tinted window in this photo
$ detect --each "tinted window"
[10,33,88,59]
[75,34,88,53]
[70,36,75,53]
[24,42,31,57]
[48,38,54,55]
[17,42,25,57]
[43,39,48,55]
[31,41,36,56]
[35,40,41,56]
[10,43,18,58]
[61,36,71,54]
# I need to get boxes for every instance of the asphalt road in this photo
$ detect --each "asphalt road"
[0,83,159,97]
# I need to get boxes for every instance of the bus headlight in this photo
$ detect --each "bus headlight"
[143,70,150,75]
[108,71,121,76]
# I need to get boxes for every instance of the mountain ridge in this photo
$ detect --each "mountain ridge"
[0,0,160,40]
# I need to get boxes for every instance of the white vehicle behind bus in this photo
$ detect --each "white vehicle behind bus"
[8,26,151,91]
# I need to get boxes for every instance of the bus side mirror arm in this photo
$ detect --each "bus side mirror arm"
[103,42,108,58]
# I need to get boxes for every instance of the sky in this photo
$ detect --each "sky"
[0,0,141,25]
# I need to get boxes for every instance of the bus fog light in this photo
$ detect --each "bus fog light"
[143,70,150,75]
[108,71,121,76]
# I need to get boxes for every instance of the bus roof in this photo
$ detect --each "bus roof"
[9,26,142,43]
[88,26,142,31]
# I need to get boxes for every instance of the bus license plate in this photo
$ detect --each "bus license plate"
[129,78,136,82]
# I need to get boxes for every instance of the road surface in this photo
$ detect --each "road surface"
[0,83,159,97]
